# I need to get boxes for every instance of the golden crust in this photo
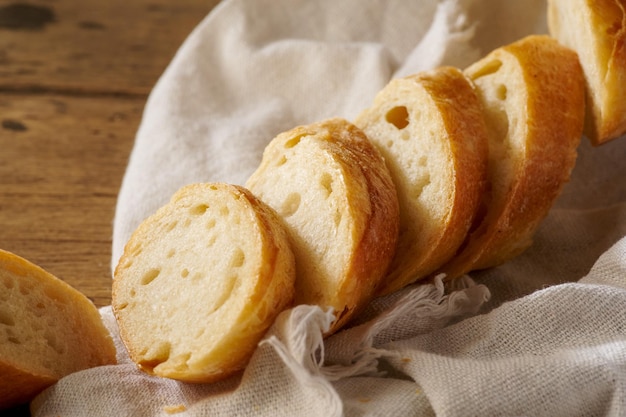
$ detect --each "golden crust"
[246,118,399,334]
[548,0,626,144]
[355,67,489,295]
[0,360,56,410]
[438,35,585,279]
[320,119,400,330]
[112,183,295,383]
[0,249,116,409]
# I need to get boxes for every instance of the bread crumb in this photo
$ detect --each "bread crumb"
[357,397,371,403]
[163,404,187,414]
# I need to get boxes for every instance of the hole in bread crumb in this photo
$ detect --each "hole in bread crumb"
[44,330,63,354]
[276,155,287,166]
[8,336,20,344]
[19,281,34,296]
[0,309,14,326]
[470,59,502,80]
[32,302,45,317]
[230,248,245,268]
[118,258,133,270]
[209,185,218,191]
[181,268,189,278]
[496,84,507,100]
[166,249,176,259]
[385,106,409,130]
[207,235,217,247]
[2,276,13,290]
[284,134,306,148]
[220,206,229,217]
[127,241,144,256]
[206,218,216,229]
[141,268,161,285]
[320,173,333,198]
[29,307,46,317]
[410,173,431,199]
[333,210,342,227]
[281,193,301,217]
[190,204,209,216]
[165,221,178,233]
[140,342,171,370]
[211,275,237,313]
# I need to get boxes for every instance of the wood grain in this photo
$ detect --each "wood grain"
[0,0,220,309]
[0,94,143,306]
[0,0,219,95]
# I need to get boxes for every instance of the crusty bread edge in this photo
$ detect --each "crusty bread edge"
[438,35,585,279]
[0,249,117,408]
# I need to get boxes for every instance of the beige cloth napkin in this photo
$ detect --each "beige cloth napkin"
[32,0,626,415]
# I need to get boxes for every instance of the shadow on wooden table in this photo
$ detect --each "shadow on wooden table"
[4,403,30,417]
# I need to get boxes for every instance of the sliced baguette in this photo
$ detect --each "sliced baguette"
[355,66,489,295]
[0,249,116,409]
[548,0,626,145]
[436,35,585,279]
[112,183,295,383]
[246,118,399,334]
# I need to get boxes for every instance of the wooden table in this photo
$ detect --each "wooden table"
[2,0,220,414]
[0,0,220,310]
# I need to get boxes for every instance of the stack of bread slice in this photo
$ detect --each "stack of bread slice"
[0,0,621,401]
[245,118,400,333]
[111,2,626,383]
[433,35,585,281]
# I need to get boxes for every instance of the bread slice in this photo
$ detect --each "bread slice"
[436,35,585,279]
[548,0,626,145]
[245,118,399,334]
[0,249,116,409]
[355,66,489,295]
[112,183,295,383]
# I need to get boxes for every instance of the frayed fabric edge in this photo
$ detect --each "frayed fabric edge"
[260,275,490,391]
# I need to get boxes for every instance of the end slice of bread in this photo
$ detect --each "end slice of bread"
[437,35,585,279]
[548,0,626,145]
[246,118,399,334]
[355,66,489,295]
[112,183,295,383]
[0,249,116,409]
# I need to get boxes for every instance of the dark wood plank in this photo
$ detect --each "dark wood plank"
[0,0,220,95]
[0,2,220,413]
[0,94,145,306]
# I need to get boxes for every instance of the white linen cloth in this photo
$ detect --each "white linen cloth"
[31,0,626,415]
